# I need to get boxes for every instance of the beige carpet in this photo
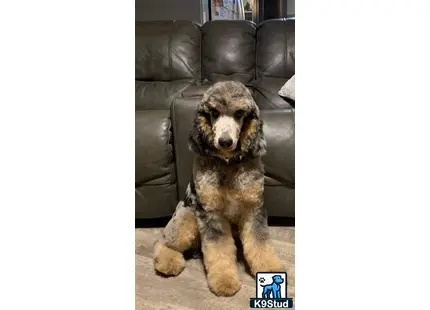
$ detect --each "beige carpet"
[135,226,295,310]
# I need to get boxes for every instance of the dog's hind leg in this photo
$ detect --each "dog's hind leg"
[153,201,199,276]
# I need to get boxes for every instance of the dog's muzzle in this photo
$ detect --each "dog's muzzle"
[218,133,233,149]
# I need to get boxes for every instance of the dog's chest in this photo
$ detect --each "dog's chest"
[216,168,262,221]
[213,169,247,222]
[222,192,243,222]
[194,159,264,218]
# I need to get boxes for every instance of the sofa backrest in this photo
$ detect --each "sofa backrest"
[135,21,202,110]
[201,20,256,85]
[135,21,201,82]
[256,19,295,80]
[135,19,295,109]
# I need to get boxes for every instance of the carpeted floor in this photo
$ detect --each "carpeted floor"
[135,226,295,310]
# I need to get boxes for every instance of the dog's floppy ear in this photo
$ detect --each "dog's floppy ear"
[239,103,267,158]
[188,106,213,156]
[188,113,206,156]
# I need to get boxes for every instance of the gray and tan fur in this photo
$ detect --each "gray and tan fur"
[153,81,285,296]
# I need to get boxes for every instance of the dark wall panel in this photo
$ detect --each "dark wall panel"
[136,0,204,23]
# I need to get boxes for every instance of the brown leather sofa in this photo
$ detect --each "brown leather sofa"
[136,18,295,219]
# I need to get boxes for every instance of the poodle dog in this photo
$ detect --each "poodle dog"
[153,81,285,296]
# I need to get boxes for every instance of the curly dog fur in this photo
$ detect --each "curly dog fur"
[153,81,285,296]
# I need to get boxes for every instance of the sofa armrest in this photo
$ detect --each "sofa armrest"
[260,109,295,187]
[135,110,178,218]
[260,109,295,217]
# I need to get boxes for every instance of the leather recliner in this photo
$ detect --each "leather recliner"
[135,18,295,219]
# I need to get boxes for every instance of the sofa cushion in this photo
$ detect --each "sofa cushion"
[253,77,293,109]
[180,79,292,111]
[181,84,255,98]
[135,21,201,82]
[202,20,256,84]
[256,19,295,80]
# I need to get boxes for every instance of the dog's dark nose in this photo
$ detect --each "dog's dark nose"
[218,135,233,148]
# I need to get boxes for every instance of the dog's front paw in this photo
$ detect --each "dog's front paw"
[250,258,286,277]
[208,272,242,296]
[153,242,185,276]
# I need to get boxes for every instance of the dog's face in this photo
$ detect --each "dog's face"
[209,97,247,152]
[272,275,284,284]
[189,81,266,161]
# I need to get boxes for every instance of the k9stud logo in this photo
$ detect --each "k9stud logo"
[249,272,293,308]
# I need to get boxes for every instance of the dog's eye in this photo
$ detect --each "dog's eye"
[234,110,245,119]
[211,109,220,119]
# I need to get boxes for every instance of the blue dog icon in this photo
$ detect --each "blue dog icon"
[260,275,284,298]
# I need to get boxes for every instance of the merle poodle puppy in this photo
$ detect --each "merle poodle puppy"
[153,81,285,296]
